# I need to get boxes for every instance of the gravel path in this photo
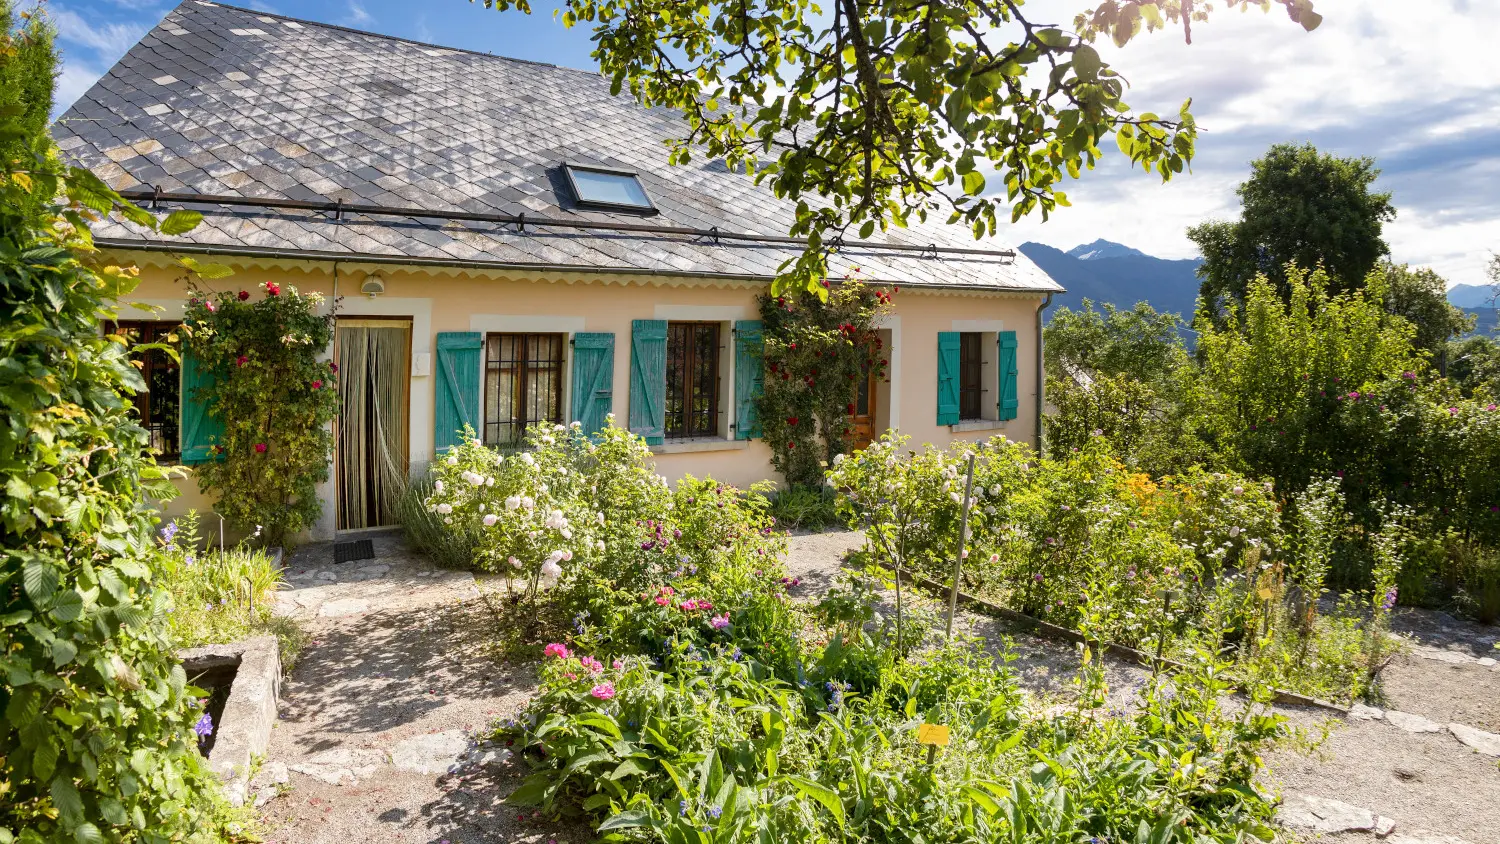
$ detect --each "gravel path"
[784,530,1500,844]
[257,533,580,844]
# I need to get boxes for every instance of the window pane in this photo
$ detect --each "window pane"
[959,332,983,420]
[567,167,653,209]
[110,321,182,460]
[486,333,564,446]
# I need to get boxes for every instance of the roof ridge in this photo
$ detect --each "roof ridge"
[180,0,601,77]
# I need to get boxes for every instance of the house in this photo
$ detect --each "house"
[54,1,1063,541]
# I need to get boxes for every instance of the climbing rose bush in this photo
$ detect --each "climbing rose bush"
[181,282,337,546]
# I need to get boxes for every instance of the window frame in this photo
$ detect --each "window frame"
[106,319,184,462]
[958,331,985,421]
[664,321,722,440]
[561,162,657,214]
[481,332,568,447]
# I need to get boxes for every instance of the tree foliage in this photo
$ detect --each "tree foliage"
[1376,261,1474,357]
[1190,142,1395,317]
[475,0,1321,294]
[1043,298,1187,384]
[1,5,232,839]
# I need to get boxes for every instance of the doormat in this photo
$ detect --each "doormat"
[333,539,375,565]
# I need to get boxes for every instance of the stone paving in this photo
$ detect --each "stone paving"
[256,533,581,844]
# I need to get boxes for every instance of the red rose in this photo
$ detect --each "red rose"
[781,372,789,380]
[236,355,248,367]
[847,404,855,415]
[265,282,280,296]
[311,380,323,389]
[238,290,250,301]
[254,443,268,454]
[787,417,798,426]
[329,362,338,373]
[787,442,795,450]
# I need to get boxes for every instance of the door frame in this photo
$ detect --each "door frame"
[334,316,414,533]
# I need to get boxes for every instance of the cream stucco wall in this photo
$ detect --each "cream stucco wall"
[112,253,1046,541]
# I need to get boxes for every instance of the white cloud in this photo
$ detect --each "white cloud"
[342,0,373,26]
[999,0,1500,288]
[53,58,107,116]
[49,7,150,55]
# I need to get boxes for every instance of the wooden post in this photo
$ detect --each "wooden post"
[1154,589,1174,674]
[946,452,977,639]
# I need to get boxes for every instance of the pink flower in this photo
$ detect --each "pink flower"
[654,596,669,606]
[544,643,571,659]
[311,379,323,389]
[590,683,616,700]
[579,656,604,674]
[253,443,267,454]
[236,355,248,367]
[612,659,624,670]
[205,301,217,312]
[709,614,730,630]
[265,281,280,296]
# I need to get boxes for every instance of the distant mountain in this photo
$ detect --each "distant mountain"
[1066,239,1149,261]
[1448,284,1496,310]
[1020,241,1203,324]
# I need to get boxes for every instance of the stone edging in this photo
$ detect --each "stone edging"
[179,635,282,807]
[894,568,1350,715]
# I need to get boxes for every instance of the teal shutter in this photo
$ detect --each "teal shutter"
[733,321,764,440]
[570,332,615,434]
[998,330,1019,421]
[435,332,482,452]
[628,320,667,445]
[936,332,960,426]
[179,347,223,464]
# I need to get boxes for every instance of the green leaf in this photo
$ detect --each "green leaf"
[50,777,84,824]
[962,170,986,196]
[598,808,653,831]
[159,210,203,236]
[51,638,78,668]
[73,823,104,844]
[23,561,58,602]
[33,739,59,781]
[778,776,844,828]
[1072,45,1101,81]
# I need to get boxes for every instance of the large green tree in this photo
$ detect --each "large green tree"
[476,0,1322,294]
[1189,142,1395,316]
[1375,261,1474,359]
[1,4,231,840]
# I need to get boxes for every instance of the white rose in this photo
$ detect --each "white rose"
[471,438,484,448]
[541,435,555,445]
[447,455,458,466]
[508,556,522,568]
[436,503,452,515]
[520,453,535,466]
[486,476,495,486]
[483,514,499,527]
[434,479,445,493]
[540,560,563,581]
[561,529,572,540]
[570,421,582,429]
[596,540,605,551]
[1229,526,1242,537]
[505,496,521,510]
[522,497,535,510]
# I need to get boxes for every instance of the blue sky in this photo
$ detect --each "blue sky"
[44,0,1500,288]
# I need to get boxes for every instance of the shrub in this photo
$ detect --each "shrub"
[766,484,839,531]
[394,467,483,569]
[1,9,235,838]
[181,283,338,547]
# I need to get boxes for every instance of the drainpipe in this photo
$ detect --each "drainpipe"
[1035,293,1054,457]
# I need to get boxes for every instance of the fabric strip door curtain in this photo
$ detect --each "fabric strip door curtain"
[336,319,412,530]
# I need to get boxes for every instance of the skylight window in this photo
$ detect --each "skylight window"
[563,164,655,213]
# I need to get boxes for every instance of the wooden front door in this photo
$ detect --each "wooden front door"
[851,367,878,451]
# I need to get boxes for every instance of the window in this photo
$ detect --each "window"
[665,322,721,439]
[959,332,984,420]
[483,333,565,446]
[107,320,182,460]
[562,163,655,212]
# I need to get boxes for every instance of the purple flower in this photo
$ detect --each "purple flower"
[1380,587,1398,611]
[193,713,214,738]
[1033,573,1044,582]
[709,614,730,630]
[707,806,723,820]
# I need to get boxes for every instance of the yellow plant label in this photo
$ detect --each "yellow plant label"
[1256,587,1274,600]
[917,724,950,746]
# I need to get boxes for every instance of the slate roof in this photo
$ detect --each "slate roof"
[52,0,1062,293]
